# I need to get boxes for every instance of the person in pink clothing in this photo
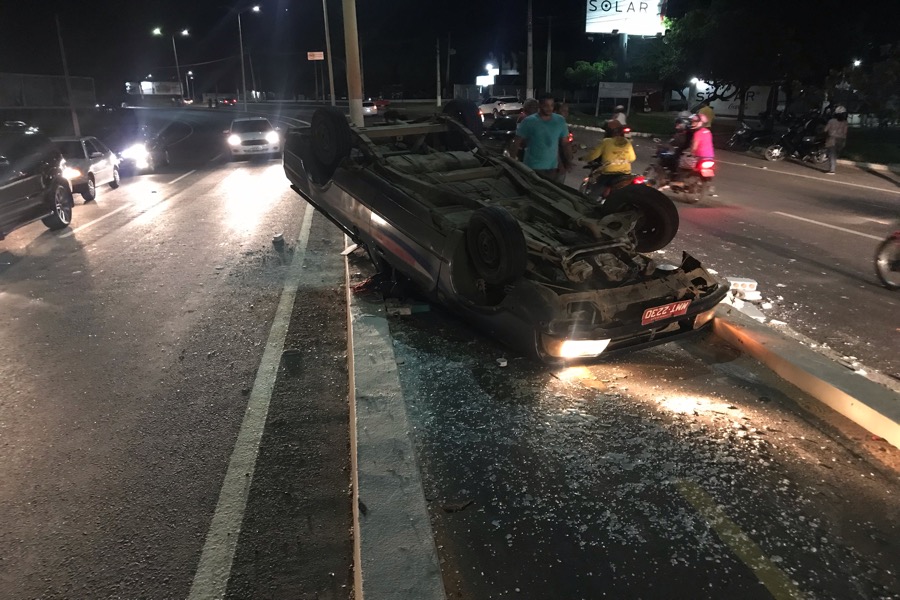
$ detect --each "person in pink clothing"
[689,112,714,159]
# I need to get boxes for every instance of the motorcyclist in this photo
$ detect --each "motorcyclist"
[658,114,693,172]
[612,104,627,127]
[688,112,714,164]
[581,119,636,193]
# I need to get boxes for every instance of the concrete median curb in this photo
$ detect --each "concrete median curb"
[712,304,900,449]
[345,258,446,600]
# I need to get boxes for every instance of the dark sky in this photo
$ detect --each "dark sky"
[1,0,895,101]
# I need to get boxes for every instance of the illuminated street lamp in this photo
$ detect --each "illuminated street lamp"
[153,27,189,99]
[186,70,194,100]
[238,5,261,111]
[853,59,862,67]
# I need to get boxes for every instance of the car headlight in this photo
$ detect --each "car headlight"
[265,131,279,144]
[121,143,148,160]
[228,134,241,146]
[62,166,82,180]
[541,334,611,359]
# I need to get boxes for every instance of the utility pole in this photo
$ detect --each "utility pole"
[342,0,363,126]
[445,32,453,99]
[55,14,80,136]
[322,0,336,106]
[248,52,258,101]
[436,38,442,107]
[526,0,534,99]
[545,16,552,94]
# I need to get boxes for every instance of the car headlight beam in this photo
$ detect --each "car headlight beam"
[265,131,279,144]
[228,134,241,146]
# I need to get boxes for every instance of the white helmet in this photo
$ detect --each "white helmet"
[834,105,847,114]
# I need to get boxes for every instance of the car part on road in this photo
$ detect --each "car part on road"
[283,103,726,362]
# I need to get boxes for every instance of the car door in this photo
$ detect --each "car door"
[0,135,49,233]
[85,138,113,185]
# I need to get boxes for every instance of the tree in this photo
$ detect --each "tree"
[563,59,616,89]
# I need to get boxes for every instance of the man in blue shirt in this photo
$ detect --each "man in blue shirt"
[509,93,572,183]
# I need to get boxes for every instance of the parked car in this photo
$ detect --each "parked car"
[0,125,74,239]
[480,115,518,154]
[219,97,238,106]
[282,102,727,363]
[362,101,378,116]
[225,117,281,159]
[478,96,523,120]
[52,136,120,201]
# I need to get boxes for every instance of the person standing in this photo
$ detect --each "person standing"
[824,106,849,174]
[509,93,572,183]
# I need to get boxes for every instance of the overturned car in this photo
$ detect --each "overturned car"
[283,102,727,362]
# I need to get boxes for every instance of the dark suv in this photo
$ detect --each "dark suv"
[0,127,74,240]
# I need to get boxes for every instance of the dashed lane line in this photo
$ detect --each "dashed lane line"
[168,169,197,185]
[60,204,131,238]
[773,211,884,241]
[187,201,316,600]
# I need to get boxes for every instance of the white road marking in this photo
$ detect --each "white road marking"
[168,169,196,185]
[717,158,900,196]
[187,201,316,600]
[60,204,131,238]
[773,211,883,241]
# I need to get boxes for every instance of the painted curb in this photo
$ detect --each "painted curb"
[345,257,446,600]
[712,304,900,449]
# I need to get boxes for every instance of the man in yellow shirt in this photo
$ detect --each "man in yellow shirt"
[582,119,636,192]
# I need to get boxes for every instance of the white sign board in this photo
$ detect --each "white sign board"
[677,81,782,117]
[307,51,324,61]
[586,0,665,36]
[596,82,634,98]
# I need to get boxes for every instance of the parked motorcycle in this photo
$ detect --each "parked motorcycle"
[763,119,828,164]
[726,120,778,152]
[875,226,900,290]
[643,147,716,203]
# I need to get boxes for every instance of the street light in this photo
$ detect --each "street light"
[853,59,862,67]
[153,27,189,99]
[238,5,260,111]
[186,70,194,100]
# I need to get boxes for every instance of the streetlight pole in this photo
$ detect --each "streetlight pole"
[342,0,364,126]
[322,0,336,106]
[238,5,260,112]
[153,27,188,99]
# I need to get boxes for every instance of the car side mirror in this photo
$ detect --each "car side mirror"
[90,151,103,158]
[223,129,230,134]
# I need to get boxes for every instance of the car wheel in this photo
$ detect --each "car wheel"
[466,206,527,286]
[602,185,679,253]
[310,107,352,178]
[109,167,120,189]
[42,183,74,231]
[82,175,97,201]
[764,144,785,161]
[443,100,483,136]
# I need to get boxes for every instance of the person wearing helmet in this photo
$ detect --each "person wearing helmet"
[581,119,636,193]
[824,106,848,174]
[612,104,627,127]
[688,112,714,163]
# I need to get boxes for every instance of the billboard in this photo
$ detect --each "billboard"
[585,0,666,36]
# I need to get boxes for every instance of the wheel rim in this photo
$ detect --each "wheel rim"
[113,169,120,185]
[54,187,71,225]
[876,237,900,288]
[88,179,95,196]
[766,146,783,160]
[475,228,501,269]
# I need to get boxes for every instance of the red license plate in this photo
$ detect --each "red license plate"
[641,300,692,325]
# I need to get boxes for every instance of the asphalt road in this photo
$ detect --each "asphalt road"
[0,107,353,599]
[1,105,898,599]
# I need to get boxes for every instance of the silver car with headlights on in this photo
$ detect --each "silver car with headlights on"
[226,117,281,159]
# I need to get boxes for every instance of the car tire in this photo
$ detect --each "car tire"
[602,185,679,253]
[466,205,527,286]
[443,100,483,136]
[82,175,97,201]
[875,234,900,290]
[42,183,74,231]
[109,167,120,189]
[310,107,352,177]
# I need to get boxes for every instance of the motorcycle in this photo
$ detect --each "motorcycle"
[579,163,646,201]
[875,226,900,290]
[726,120,778,152]
[643,146,716,204]
[763,119,828,164]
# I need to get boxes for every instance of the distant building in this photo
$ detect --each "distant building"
[0,72,96,108]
